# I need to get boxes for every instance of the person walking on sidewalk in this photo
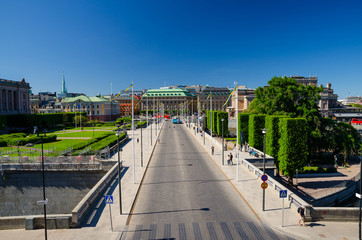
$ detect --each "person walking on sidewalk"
[229,153,233,165]
[211,145,214,155]
[298,205,306,227]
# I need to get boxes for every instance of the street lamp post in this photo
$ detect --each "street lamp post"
[359,154,362,240]
[115,126,122,214]
[35,126,48,240]
[221,119,225,165]
[140,122,143,167]
[262,128,267,211]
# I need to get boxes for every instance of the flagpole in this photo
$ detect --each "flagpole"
[132,82,135,184]
[210,94,213,139]
[236,83,239,181]
[147,94,149,153]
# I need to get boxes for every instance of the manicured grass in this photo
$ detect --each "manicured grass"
[0,139,88,157]
[54,131,111,138]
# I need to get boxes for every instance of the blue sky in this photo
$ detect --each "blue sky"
[1,0,361,99]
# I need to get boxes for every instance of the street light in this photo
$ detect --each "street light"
[262,128,267,211]
[35,127,48,240]
[115,126,123,214]
[359,154,362,240]
[221,119,225,165]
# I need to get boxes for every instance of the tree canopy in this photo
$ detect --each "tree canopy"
[251,76,323,121]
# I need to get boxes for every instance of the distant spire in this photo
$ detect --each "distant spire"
[61,71,67,94]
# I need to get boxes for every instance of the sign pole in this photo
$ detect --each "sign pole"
[109,204,113,232]
[282,197,285,227]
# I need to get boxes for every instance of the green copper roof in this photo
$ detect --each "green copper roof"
[144,88,193,97]
[61,95,109,103]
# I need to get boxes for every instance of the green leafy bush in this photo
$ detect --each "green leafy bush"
[216,111,228,136]
[8,134,57,146]
[248,114,266,150]
[238,113,251,145]
[0,140,7,147]
[72,132,113,151]
[278,118,308,183]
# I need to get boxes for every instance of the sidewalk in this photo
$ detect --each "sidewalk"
[185,123,359,240]
[0,121,358,240]
[0,121,164,240]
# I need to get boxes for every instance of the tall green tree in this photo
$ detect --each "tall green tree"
[278,118,308,184]
[251,76,323,160]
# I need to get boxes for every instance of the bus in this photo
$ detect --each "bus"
[351,118,362,125]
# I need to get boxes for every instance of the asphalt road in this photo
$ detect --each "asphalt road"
[122,121,294,240]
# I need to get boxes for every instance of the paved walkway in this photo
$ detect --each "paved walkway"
[185,123,359,240]
[0,120,359,240]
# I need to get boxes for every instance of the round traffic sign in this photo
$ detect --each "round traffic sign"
[261,182,268,189]
[261,174,268,182]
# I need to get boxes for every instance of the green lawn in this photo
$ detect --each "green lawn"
[0,139,88,157]
[54,131,112,138]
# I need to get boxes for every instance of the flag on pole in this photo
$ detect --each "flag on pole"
[112,84,134,100]
[202,93,212,108]
[134,94,144,108]
[222,85,237,108]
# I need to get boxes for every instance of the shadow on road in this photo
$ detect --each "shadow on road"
[130,207,210,216]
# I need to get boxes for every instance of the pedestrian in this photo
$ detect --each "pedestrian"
[297,205,306,227]
[227,154,230,165]
[229,153,233,165]
[137,138,139,143]
[211,145,214,155]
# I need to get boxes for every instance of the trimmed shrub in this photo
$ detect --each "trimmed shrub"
[265,115,288,174]
[0,140,7,147]
[248,114,266,150]
[278,118,308,183]
[217,111,228,136]
[8,134,57,146]
[0,115,6,129]
[238,113,251,145]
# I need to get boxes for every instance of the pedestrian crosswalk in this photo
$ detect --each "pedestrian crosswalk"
[120,221,295,240]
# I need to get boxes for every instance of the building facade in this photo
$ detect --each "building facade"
[293,76,338,118]
[227,87,255,118]
[319,83,338,118]
[0,78,31,115]
[140,88,196,115]
[198,87,232,113]
[61,95,120,121]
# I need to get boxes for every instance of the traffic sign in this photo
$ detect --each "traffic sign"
[279,190,287,198]
[261,182,268,189]
[261,174,268,182]
[105,195,114,204]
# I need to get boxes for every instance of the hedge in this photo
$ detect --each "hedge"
[4,113,77,128]
[72,132,113,152]
[248,114,266,150]
[265,115,287,174]
[0,115,6,129]
[216,111,228,136]
[238,113,251,145]
[278,118,308,182]
[88,133,127,154]
[0,140,7,147]
[206,110,211,130]
[8,134,57,146]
